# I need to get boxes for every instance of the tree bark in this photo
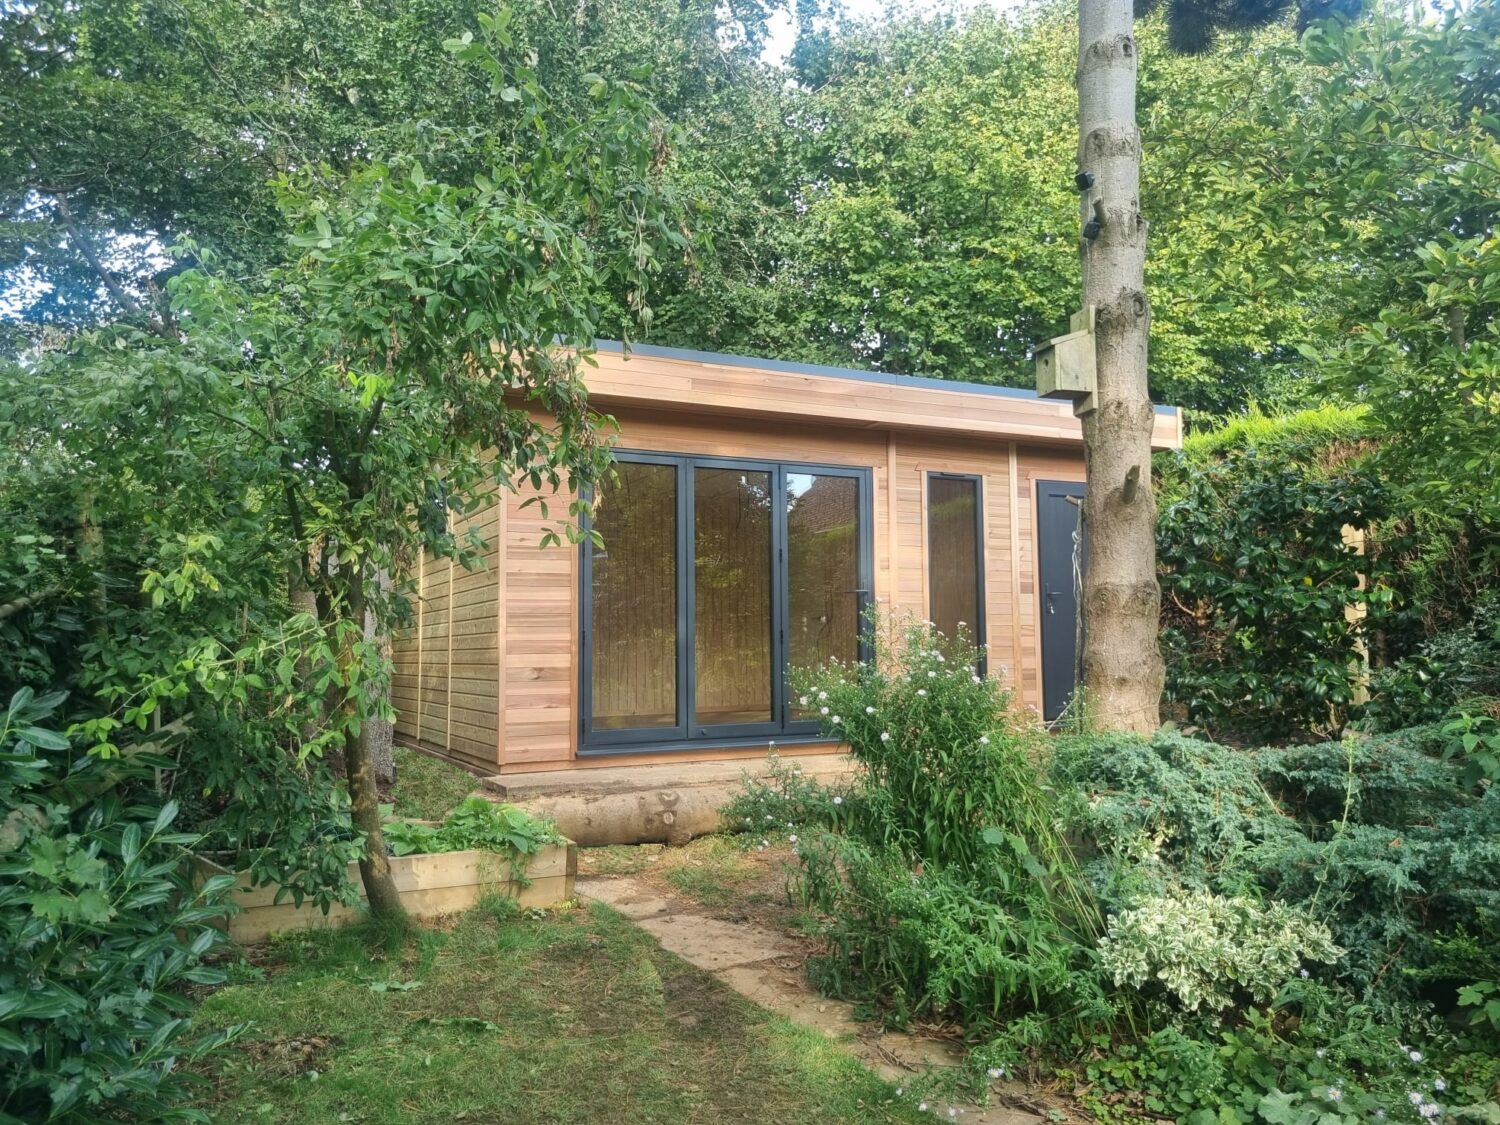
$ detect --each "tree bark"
[364,568,396,787]
[340,567,406,921]
[48,191,175,340]
[1076,0,1164,734]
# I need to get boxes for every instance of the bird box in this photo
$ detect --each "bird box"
[1034,307,1097,412]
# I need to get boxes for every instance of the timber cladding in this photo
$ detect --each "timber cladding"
[392,344,1182,774]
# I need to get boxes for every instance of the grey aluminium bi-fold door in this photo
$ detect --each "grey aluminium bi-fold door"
[579,451,872,753]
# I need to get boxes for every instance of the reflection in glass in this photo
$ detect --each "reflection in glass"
[787,474,860,705]
[694,468,774,726]
[928,475,982,660]
[590,462,677,729]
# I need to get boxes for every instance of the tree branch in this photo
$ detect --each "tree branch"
[46,190,176,339]
[0,585,63,623]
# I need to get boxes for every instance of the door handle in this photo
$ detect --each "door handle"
[1044,584,1057,614]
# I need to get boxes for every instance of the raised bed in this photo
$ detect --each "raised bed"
[199,841,576,944]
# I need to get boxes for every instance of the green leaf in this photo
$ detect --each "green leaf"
[1257,1089,1304,1125]
[120,823,141,866]
[19,726,69,750]
[153,800,179,834]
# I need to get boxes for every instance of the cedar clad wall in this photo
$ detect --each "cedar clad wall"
[391,502,502,772]
[392,345,1181,773]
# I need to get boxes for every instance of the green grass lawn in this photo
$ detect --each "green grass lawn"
[192,900,924,1124]
[388,745,481,820]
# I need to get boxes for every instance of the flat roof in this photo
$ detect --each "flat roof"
[592,339,1180,418]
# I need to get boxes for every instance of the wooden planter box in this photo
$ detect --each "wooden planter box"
[199,841,576,944]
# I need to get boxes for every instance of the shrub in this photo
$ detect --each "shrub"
[175,709,364,913]
[1057,727,1500,1005]
[1097,889,1342,1012]
[1154,408,1500,742]
[720,749,852,842]
[0,689,238,1122]
[381,796,561,878]
[1199,979,1488,1125]
[784,621,1109,1042]
[1156,442,1393,740]
[1361,592,1500,731]
[1084,979,1479,1125]
[1051,729,1300,906]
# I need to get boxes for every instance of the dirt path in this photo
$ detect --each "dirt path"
[578,864,1051,1125]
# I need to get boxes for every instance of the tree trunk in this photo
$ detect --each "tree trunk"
[364,568,396,787]
[1076,0,1164,734]
[340,568,406,921]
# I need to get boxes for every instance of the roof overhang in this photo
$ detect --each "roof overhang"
[582,341,1183,451]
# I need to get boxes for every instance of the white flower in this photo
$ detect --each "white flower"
[1326,1086,1342,1102]
[987,1066,1005,1079]
[1374,1110,1387,1121]
[788,834,797,843]
[820,706,829,715]
[917,689,927,697]
[979,735,990,745]
[832,715,842,725]
[927,670,938,678]
[947,1108,958,1119]
[972,675,982,684]
[1409,1050,1424,1063]
[895,1088,903,1096]
[833,796,843,805]
[880,732,891,742]
[1300,968,1310,978]
[1315,1048,1326,1058]
[865,705,876,714]
[817,691,828,701]
[1420,1104,1440,1119]
[1433,1079,1446,1093]
[1409,1092,1425,1107]
[918,1103,929,1113]
[936,653,946,663]
[799,695,809,706]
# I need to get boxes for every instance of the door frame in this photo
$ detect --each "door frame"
[577,449,874,755]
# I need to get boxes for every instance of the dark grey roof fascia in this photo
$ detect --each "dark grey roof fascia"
[589,339,1180,418]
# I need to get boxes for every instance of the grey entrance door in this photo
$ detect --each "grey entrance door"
[1036,480,1086,721]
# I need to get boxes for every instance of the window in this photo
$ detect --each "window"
[581,452,871,750]
[927,474,986,672]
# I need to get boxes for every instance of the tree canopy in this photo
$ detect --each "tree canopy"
[4,0,1385,414]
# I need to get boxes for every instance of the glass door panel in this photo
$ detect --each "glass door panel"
[927,474,984,667]
[589,461,678,731]
[693,467,774,727]
[786,473,862,695]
